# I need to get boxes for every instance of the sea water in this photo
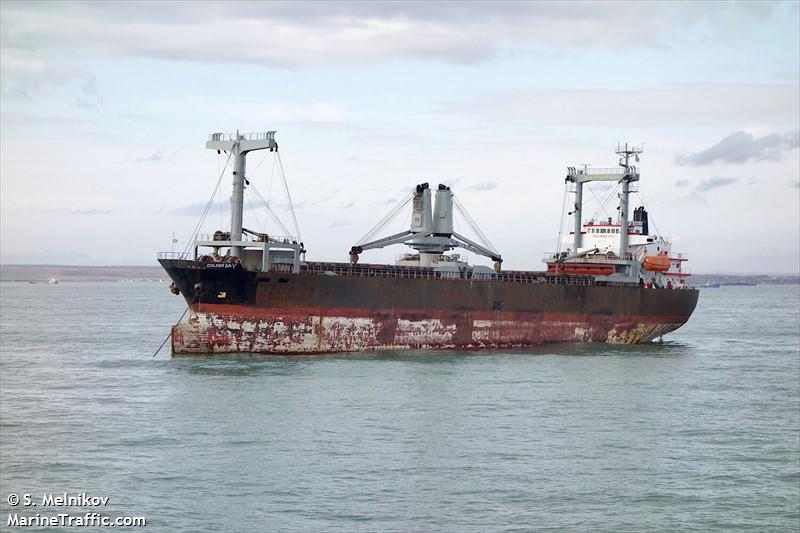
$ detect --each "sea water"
[1,282,798,531]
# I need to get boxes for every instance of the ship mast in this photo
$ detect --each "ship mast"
[616,142,643,258]
[206,131,277,257]
[565,143,642,257]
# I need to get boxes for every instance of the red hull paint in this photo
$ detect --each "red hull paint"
[172,303,687,354]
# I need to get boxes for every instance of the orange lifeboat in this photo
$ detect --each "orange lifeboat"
[643,252,670,272]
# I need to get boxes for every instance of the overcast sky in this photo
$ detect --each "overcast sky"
[1,1,798,273]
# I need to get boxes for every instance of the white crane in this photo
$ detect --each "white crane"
[349,183,502,270]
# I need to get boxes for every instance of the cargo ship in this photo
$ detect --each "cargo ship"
[158,132,698,354]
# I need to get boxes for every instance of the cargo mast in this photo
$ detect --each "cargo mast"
[206,131,278,257]
[616,143,643,257]
[565,143,641,256]
[350,183,502,269]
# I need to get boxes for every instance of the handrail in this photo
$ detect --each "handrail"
[157,251,192,260]
[208,132,276,142]
[155,254,684,289]
[194,234,298,244]
[567,166,640,178]
[571,167,625,176]
[297,262,633,288]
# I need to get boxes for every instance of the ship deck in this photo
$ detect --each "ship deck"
[159,256,698,291]
[300,261,638,288]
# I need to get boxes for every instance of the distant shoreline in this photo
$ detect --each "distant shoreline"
[1,264,798,285]
[0,265,167,283]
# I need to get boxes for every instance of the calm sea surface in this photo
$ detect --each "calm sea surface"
[1,282,798,531]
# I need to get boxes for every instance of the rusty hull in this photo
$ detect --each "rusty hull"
[159,259,699,354]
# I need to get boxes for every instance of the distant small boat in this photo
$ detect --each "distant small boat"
[48,278,58,284]
[702,283,721,288]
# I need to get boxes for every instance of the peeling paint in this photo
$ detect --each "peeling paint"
[396,318,456,346]
[172,308,685,355]
[606,322,677,344]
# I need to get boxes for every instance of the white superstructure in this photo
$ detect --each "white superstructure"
[545,144,691,289]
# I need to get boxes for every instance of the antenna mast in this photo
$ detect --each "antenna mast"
[615,142,643,258]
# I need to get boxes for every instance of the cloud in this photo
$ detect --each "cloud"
[676,130,800,165]
[0,112,89,127]
[168,199,285,215]
[672,175,744,195]
[464,181,498,191]
[75,75,105,109]
[588,182,614,192]
[371,198,398,206]
[0,1,776,95]
[136,151,163,163]
[694,176,739,192]
[452,84,799,129]
[212,101,347,124]
[170,200,235,216]
[39,207,113,215]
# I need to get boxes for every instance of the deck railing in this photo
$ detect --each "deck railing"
[541,252,633,262]
[157,251,192,260]
[208,132,276,142]
[570,167,626,176]
[299,262,622,287]
[194,233,298,244]
[157,257,691,289]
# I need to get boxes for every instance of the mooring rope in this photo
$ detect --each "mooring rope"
[152,306,189,358]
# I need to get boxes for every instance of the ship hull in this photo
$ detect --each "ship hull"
[160,259,699,354]
[171,304,690,354]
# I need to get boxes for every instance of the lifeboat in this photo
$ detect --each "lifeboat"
[643,252,670,272]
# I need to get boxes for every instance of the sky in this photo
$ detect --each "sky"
[1,0,798,274]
